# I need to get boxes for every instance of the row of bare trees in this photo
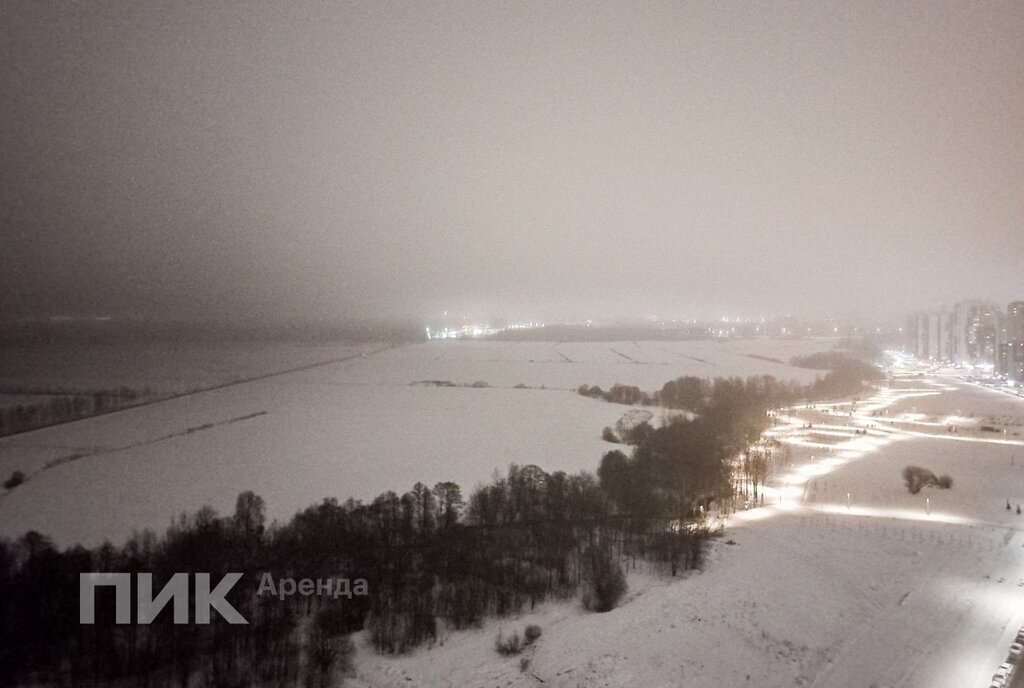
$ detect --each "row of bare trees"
[0,464,710,687]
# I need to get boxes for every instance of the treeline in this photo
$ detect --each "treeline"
[580,357,880,413]
[597,376,791,538]
[0,464,710,686]
[789,352,884,403]
[789,350,882,376]
[0,386,153,437]
[582,366,881,529]
[578,382,650,405]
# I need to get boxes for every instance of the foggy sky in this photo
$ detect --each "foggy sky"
[2,1,1022,324]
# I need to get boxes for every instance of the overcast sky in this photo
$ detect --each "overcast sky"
[2,1,1022,324]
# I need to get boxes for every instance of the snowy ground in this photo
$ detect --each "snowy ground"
[0,338,837,546]
[300,337,841,390]
[345,375,1024,688]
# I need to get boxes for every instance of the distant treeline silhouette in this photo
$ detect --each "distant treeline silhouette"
[0,362,881,686]
[578,352,882,410]
[0,386,152,437]
[788,350,881,373]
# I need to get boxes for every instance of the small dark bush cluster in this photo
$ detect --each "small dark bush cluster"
[578,384,651,405]
[902,465,953,494]
[495,624,543,657]
[524,624,542,643]
[495,630,523,656]
[3,470,25,489]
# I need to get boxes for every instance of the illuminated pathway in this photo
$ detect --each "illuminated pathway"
[731,375,1024,526]
[722,370,1024,688]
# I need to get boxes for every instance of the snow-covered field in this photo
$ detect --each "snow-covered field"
[0,383,629,546]
[0,338,838,546]
[345,376,1024,688]
[299,337,841,389]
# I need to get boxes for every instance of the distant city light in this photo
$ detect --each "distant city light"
[426,322,544,340]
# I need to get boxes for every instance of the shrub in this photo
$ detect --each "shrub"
[601,426,619,443]
[3,470,25,490]
[495,630,523,656]
[901,465,936,495]
[581,545,627,613]
[524,624,542,644]
[605,384,643,405]
[901,466,952,493]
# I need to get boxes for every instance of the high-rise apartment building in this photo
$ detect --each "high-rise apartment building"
[911,301,1005,368]
[1001,301,1024,382]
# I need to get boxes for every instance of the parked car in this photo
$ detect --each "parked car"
[1010,642,1023,661]
[995,663,1012,683]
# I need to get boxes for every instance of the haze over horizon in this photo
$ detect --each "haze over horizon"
[3,1,1022,326]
